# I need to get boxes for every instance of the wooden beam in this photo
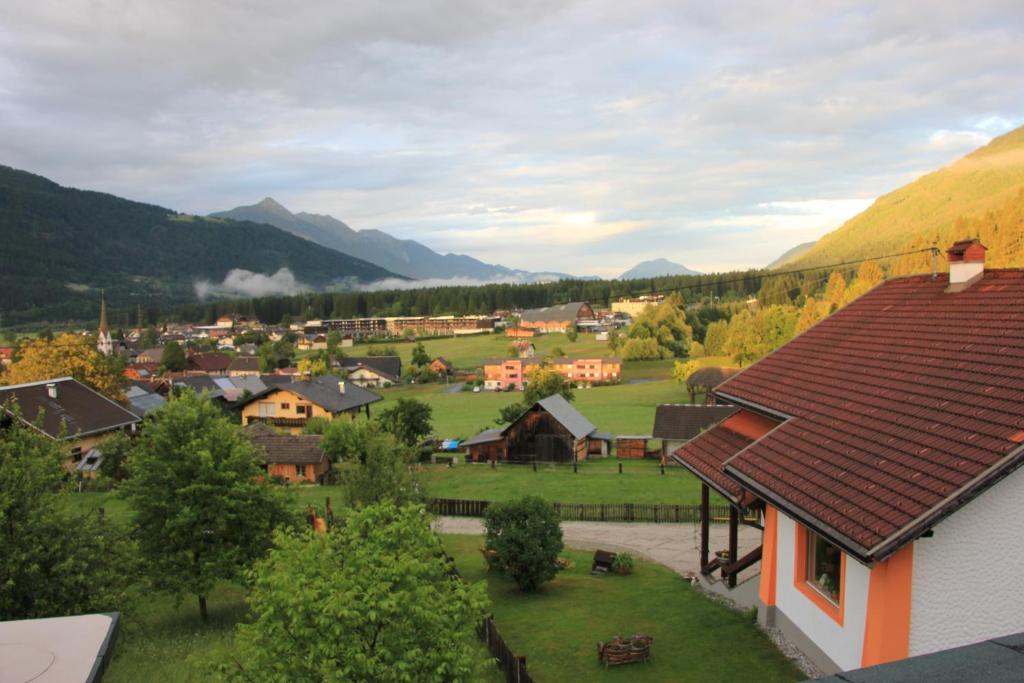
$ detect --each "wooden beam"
[722,544,763,580]
[728,506,739,588]
[700,483,710,571]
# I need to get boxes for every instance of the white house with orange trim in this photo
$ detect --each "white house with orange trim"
[672,241,1024,674]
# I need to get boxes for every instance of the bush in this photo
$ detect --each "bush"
[484,496,563,591]
[612,552,635,575]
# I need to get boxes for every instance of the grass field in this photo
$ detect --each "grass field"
[340,330,614,369]
[421,458,710,504]
[443,534,801,683]
[375,378,693,439]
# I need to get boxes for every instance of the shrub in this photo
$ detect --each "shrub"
[612,552,635,575]
[484,496,563,591]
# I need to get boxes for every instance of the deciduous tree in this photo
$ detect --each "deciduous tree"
[411,341,431,367]
[377,398,433,447]
[484,496,563,591]
[341,429,422,508]
[220,504,488,683]
[4,333,125,399]
[122,390,295,620]
[160,342,187,373]
[523,365,574,405]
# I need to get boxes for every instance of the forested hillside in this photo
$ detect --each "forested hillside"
[792,126,1024,268]
[0,166,397,324]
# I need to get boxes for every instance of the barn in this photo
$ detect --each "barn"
[463,394,610,464]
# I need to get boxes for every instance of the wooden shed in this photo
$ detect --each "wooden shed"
[615,435,652,459]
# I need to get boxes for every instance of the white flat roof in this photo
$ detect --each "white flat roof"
[0,613,118,683]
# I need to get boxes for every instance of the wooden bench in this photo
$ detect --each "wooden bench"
[597,633,653,667]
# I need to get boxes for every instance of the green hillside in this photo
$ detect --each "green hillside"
[791,126,1024,268]
[0,165,398,325]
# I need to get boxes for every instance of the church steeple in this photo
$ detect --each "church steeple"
[97,292,113,356]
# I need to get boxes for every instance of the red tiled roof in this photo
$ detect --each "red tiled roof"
[718,269,1024,560]
[188,352,231,373]
[671,423,753,503]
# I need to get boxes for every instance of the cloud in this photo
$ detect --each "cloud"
[360,273,561,292]
[1,1,1023,274]
[195,268,308,299]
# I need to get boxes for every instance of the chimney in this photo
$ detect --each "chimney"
[46,382,58,399]
[946,239,987,293]
[338,381,346,395]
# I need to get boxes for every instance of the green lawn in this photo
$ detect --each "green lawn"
[341,330,614,370]
[443,534,801,683]
[421,459,711,504]
[376,378,692,439]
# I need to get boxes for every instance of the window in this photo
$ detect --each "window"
[280,402,290,410]
[295,464,307,478]
[70,446,83,462]
[257,402,277,417]
[795,527,845,624]
[296,405,310,416]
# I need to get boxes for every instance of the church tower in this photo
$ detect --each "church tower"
[97,292,114,356]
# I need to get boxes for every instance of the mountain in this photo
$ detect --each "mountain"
[211,198,582,282]
[790,125,1024,269]
[0,166,398,325]
[618,258,700,279]
[766,241,815,269]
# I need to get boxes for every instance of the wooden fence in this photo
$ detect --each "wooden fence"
[478,617,534,683]
[429,497,741,523]
[444,552,534,683]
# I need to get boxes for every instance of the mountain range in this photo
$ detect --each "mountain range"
[765,241,815,269]
[618,258,700,279]
[0,166,398,325]
[210,198,582,283]
[783,125,1024,269]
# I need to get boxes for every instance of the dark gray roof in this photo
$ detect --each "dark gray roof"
[278,374,382,413]
[0,378,140,440]
[808,632,1024,683]
[260,374,295,388]
[172,376,224,399]
[125,385,167,417]
[520,302,591,324]
[339,356,401,379]
[228,356,260,372]
[246,423,327,465]
[462,428,504,447]
[524,394,596,440]
[652,404,738,441]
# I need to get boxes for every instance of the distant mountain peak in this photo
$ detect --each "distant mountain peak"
[619,258,700,280]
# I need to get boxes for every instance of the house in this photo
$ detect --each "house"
[297,334,327,351]
[519,302,596,334]
[611,295,665,318]
[187,352,231,376]
[123,362,160,380]
[228,356,261,377]
[236,342,259,356]
[125,383,167,418]
[239,374,382,434]
[336,356,402,387]
[246,422,330,484]
[0,346,13,367]
[511,341,536,358]
[482,358,543,391]
[671,240,1024,674]
[505,326,536,339]
[340,335,354,348]
[464,394,610,463]
[0,377,140,471]
[548,356,622,384]
[652,404,739,460]
[429,357,453,376]
[135,347,164,364]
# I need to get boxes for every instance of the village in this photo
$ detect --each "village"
[3,240,1024,682]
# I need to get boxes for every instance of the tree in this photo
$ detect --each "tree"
[97,430,134,482]
[297,355,329,378]
[795,296,828,334]
[160,342,187,373]
[140,326,160,348]
[565,325,578,342]
[523,365,574,405]
[0,408,136,619]
[495,401,526,426]
[122,390,295,620]
[4,333,125,399]
[411,341,430,367]
[672,359,701,385]
[377,398,433,447]
[617,294,693,359]
[484,496,563,591]
[703,320,728,356]
[221,504,488,683]
[341,429,422,507]
[688,341,706,359]
[823,271,847,312]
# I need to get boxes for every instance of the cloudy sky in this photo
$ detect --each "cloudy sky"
[2,1,1023,278]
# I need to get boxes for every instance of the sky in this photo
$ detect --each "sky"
[2,1,1023,279]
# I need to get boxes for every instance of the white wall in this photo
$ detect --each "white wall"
[775,513,871,671]
[910,463,1024,656]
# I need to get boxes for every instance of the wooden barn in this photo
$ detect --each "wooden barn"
[463,394,610,464]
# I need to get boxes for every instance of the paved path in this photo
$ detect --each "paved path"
[442,382,465,394]
[433,516,761,576]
